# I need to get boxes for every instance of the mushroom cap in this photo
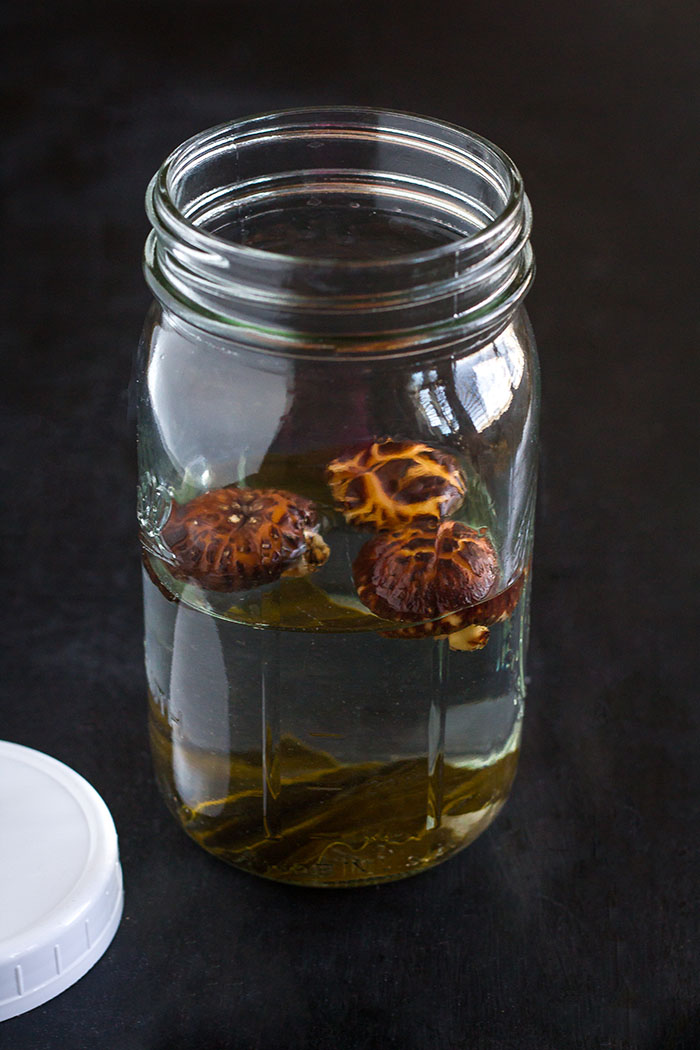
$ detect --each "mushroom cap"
[353,521,499,628]
[161,486,328,592]
[326,438,466,529]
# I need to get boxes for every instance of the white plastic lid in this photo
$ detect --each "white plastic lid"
[0,741,124,1022]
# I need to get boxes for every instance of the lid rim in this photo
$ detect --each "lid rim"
[0,866,123,1021]
[0,742,124,1022]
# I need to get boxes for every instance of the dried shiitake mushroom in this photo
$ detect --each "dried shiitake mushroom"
[161,486,329,592]
[327,438,466,530]
[353,521,499,637]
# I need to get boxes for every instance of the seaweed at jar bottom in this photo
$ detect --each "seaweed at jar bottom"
[143,561,529,886]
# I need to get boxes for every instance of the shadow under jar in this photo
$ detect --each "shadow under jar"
[137,108,539,887]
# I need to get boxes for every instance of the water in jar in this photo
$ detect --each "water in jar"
[142,502,530,886]
[139,205,536,886]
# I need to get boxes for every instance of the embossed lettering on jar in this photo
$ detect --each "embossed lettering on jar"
[137,108,539,886]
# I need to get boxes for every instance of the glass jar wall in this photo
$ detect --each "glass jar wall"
[137,109,539,886]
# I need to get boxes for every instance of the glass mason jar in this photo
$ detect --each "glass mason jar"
[137,108,538,887]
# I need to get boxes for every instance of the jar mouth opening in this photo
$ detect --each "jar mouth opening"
[144,107,533,353]
[148,107,525,270]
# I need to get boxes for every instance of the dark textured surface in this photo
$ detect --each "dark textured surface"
[2,1,699,1047]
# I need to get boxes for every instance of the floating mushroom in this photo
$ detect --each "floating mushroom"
[353,520,499,636]
[161,486,329,592]
[326,438,466,530]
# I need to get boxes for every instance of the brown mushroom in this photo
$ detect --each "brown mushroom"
[353,521,499,636]
[161,486,329,592]
[326,438,466,530]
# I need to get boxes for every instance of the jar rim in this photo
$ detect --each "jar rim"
[144,107,534,354]
[149,106,525,271]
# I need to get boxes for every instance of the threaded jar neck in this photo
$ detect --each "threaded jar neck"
[144,108,534,357]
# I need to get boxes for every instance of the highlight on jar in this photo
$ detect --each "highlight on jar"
[137,109,538,886]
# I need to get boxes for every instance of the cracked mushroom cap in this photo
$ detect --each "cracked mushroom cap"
[326,439,466,529]
[161,486,329,592]
[353,521,501,637]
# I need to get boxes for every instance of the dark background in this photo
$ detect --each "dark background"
[3,1,699,1047]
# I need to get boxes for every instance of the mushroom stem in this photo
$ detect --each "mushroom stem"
[447,624,490,651]
[282,531,331,578]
